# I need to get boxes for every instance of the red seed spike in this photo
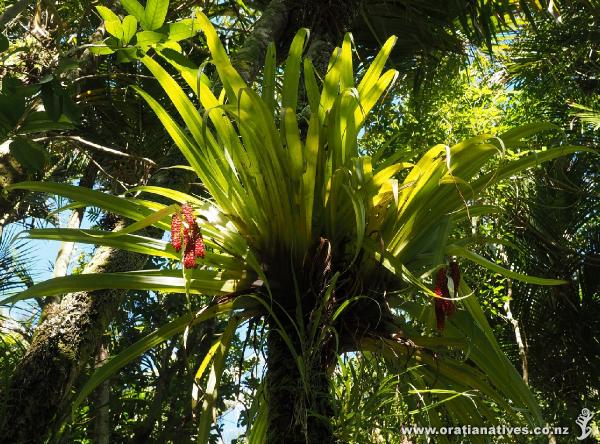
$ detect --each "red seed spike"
[182,204,194,243]
[170,214,182,252]
[434,267,452,331]
[435,267,450,298]
[181,203,195,226]
[194,232,205,259]
[435,299,446,331]
[183,239,197,269]
[442,298,455,316]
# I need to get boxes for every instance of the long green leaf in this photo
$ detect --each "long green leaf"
[247,387,268,443]
[498,122,560,145]
[343,184,365,265]
[131,86,232,211]
[103,203,178,237]
[2,269,255,304]
[261,42,276,114]
[303,59,320,116]
[472,145,595,194]
[281,28,308,111]
[339,33,354,91]
[357,35,397,96]
[456,280,544,425]
[301,114,320,240]
[9,182,168,229]
[197,314,245,443]
[73,300,238,416]
[24,228,179,259]
[125,185,204,206]
[193,11,246,102]
[25,226,246,271]
[446,244,567,285]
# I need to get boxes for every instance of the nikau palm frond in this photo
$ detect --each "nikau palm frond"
[4,10,592,442]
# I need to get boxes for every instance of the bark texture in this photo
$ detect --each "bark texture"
[266,322,334,444]
[503,279,529,385]
[234,0,292,82]
[91,342,110,444]
[45,162,97,308]
[0,235,148,444]
[288,0,362,73]
[235,0,363,80]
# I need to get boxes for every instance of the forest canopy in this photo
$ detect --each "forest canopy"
[0,1,598,443]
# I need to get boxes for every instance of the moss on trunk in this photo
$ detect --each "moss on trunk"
[265,321,334,444]
[0,241,148,444]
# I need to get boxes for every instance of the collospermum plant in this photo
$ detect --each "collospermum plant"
[4,8,591,443]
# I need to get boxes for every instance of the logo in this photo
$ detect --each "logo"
[576,408,594,441]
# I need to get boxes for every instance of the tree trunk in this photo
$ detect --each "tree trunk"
[0,226,148,444]
[43,161,97,309]
[233,0,291,82]
[498,246,529,384]
[258,2,363,433]
[503,278,529,385]
[91,342,111,444]
[288,0,362,74]
[265,321,334,444]
[234,0,362,81]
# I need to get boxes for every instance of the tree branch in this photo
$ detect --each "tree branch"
[0,0,34,28]
[33,136,157,167]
